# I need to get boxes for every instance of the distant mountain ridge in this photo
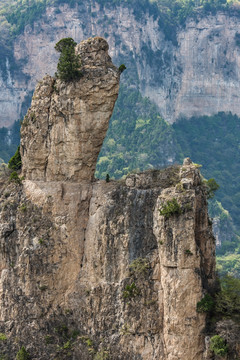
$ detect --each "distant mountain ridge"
[1,0,240,126]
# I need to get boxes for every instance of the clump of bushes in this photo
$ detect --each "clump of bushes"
[197,294,215,313]
[129,257,149,275]
[118,64,126,74]
[215,275,240,318]
[16,346,30,360]
[0,333,7,341]
[204,178,220,199]
[123,282,140,299]
[159,198,182,219]
[8,146,21,170]
[9,171,22,184]
[210,335,228,357]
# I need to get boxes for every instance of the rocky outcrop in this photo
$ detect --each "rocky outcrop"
[1,4,240,126]
[0,37,216,359]
[20,37,119,182]
[0,165,215,359]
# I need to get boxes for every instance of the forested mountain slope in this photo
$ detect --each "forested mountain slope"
[1,0,240,126]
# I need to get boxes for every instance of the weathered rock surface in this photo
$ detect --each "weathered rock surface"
[20,37,119,182]
[0,37,216,359]
[2,4,240,126]
[0,163,216,359]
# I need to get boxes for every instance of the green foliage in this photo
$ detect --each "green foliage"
[129,258,149,275]
[8,146,21,170]
[55,37,77,52]
[205,178,220,199]
[123,282,140,299]
[173,112,240,256]
[62,340,71,349]
[217,253,240,278]
[95,85,177,180]
[0,333,7,341]
[197,294,215,313]
[210,335,228,356]
[94,350,109,360]
[55,37,82,82]
[80,336,95,354]
[19,204,27,212]
[159,198,181,219]
[185,249,193,256]
[9,171,21,184]
[215,275,240,318]
[45,335,53,344]
[16,346,30,360]
[118,64,126,73]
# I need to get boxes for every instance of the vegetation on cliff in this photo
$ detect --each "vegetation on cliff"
[54,38,82,82]
[2,87,240,278]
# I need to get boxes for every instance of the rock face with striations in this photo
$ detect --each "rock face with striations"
[0,38,216,359]
[2,4,240,126]
[21,37,119,182]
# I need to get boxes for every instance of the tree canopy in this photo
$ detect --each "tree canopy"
[55,37,82,82]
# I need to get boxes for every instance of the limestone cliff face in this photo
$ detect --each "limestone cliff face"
[0,161,216,359]
[0,43,216,357]
[1,4,240,126]
[20,37,119,182]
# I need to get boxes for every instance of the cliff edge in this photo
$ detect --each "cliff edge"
[0,37,215,360]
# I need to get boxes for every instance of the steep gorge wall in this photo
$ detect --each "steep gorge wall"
[1,3,240,126]
[0,37,216,359]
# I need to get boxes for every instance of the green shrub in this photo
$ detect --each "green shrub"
[19,204,27,212]
[129,258,149,275]
[16,346,30,360]
[63,340,71,349]
[94,350,109,360]
[159,198,182,219]
[184,249,193,256]
[0,333,7,341]
[210,335,228,356]
[123,282,140,299]
[45,335,53,344]
[8,146,21,170]
[205,178,220,199]
[197,294,215,313]
[9,171,21,184]
[118,64,126,74]
[55,38,82,82]
[215,275,240,317]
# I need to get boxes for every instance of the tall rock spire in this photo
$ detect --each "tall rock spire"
[20,37,120,182]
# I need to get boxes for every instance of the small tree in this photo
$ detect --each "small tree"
[106,173,110,183]
[8,146,22,170]
[16,346,30,360]
[118,64,126,74]
[210,335,228,357]
[205,178,219,199]
[55,37,82,82]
